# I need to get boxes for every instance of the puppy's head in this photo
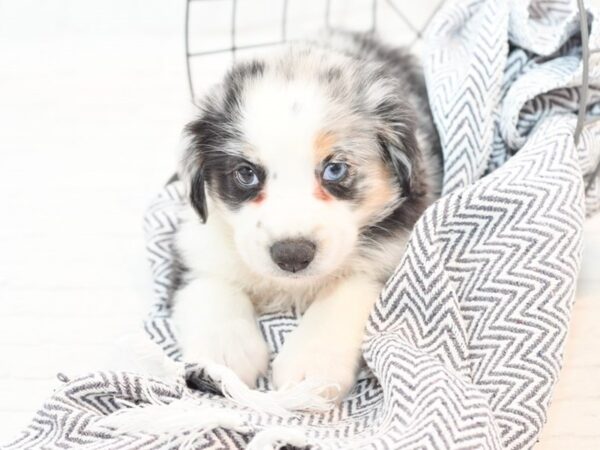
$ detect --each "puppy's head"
[182,47,426,281]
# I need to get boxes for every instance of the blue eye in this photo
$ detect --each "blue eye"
[322,162,348,182]
[234,165,259,187]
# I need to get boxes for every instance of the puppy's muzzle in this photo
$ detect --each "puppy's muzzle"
[270,239,316,273]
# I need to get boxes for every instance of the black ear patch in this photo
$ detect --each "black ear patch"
[378,134,414,197]
[190,169,208,223]
[372,93,419,198]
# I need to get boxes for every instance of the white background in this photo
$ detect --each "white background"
[0,0,599,447]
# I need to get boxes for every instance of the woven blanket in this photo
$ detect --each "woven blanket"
[4,0,600,449]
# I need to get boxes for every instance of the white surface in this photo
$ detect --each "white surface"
[0,0,190,439]
[0,0,599,446]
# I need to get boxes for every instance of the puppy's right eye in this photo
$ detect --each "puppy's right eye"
[234,165,259,188]
[322,162,348,182]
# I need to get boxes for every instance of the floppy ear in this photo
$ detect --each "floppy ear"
[189,168,208,223]
[371,91,420,198]
[178,129,209,224]
[377,131,416,198]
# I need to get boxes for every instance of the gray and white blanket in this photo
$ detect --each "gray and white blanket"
[4,0,600,449]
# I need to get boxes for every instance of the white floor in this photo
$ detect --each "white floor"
[0,1,599,447]
[0,1,191,438]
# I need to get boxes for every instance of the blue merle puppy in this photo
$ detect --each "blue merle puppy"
[173,32,442,401]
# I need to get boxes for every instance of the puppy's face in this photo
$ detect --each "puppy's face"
[183,49,422,281]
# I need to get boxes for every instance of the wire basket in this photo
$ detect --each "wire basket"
[184,0,600,187]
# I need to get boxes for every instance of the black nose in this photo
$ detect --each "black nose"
[270,239,316,273]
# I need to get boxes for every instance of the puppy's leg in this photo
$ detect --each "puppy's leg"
[272,275,380,401]
[172,278,269,387]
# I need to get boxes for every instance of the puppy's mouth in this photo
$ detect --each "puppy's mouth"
[270,265,323,281]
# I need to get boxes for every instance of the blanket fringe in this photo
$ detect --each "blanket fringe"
[101,400,310,449]
[246,427,309,450]
[116,332,336,416]
[200,360,336,416]
[99,400,250,447]
[102,332,334,443]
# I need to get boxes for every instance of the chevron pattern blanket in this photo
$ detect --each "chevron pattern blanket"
[4,0,600,449]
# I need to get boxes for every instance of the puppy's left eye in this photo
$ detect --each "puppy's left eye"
[234,166,259,187]
[322,162,348,182]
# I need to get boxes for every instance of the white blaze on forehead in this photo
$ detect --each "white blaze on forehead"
[240,77,327,170]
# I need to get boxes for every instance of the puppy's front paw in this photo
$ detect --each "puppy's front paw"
[271,333,360,402]
[179,318,269,388]
[173,278,269,388]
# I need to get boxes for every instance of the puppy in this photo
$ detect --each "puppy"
[172,32,442,400]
